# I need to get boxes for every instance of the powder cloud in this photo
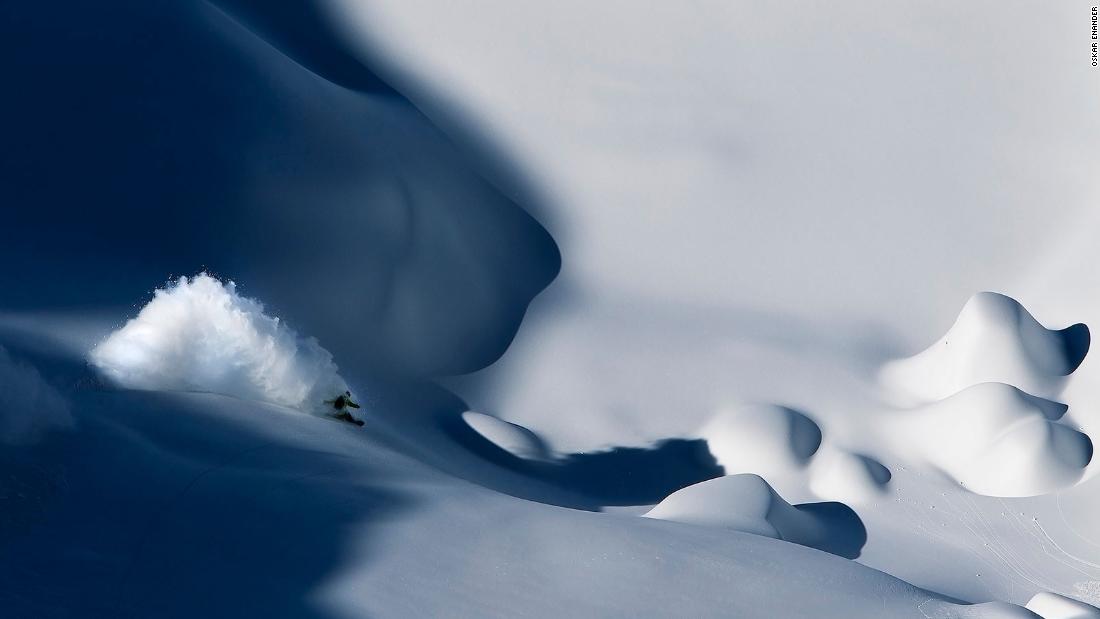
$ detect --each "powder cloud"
[89,274,348,413]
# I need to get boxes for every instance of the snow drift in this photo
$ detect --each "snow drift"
[807,445,892,505]
[700,404,822,496]
[0,345,71,444]
[643,473,866,559]
[89,274,347,413]
[1026,592,1100,619]
[883,382,1092,497]
[880,292,1090,405]
[875,293,1093,497]
[461,410,551,461]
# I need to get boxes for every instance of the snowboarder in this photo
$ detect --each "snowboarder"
[325,390,364,426]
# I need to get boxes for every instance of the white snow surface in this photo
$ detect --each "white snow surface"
[0,316,1061,618]
[880,292,1090,406]
[882,381,1091,498]
[462,410,551,461]
[644,474,791,538]
[1027,592,1100,619]
[5,1,1100,617]
[317,0,1100,608]
[644,473,865,559]
[699,403,821,495]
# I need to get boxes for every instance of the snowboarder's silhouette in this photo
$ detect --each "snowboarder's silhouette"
[325,390,364,426]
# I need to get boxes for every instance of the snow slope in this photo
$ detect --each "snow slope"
[0,319,1051,618]
[5,0,1100,617]
[0,0,558,379]
[0,346,72,445]
[318,0,1100,608]
[644,473,867,559]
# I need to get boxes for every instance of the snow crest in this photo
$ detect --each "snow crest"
[89,274,347,413]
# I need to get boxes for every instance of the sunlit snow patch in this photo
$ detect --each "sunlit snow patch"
[89,274,347,413]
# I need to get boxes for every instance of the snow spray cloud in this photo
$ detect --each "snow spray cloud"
[89,274,348,413]
[0,346,72,444]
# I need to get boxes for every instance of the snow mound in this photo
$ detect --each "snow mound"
[952,602,1045,618]
[809,445,891,504]
[89,274,347,413]
[887,382,1091,497]
[1026,592,1100,619]
[461,411,551,461]
[644,474,865,558]
[880,292,1089,404]
[699,404,821,494]
[644,474,783,538]
[0,346,71,444]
